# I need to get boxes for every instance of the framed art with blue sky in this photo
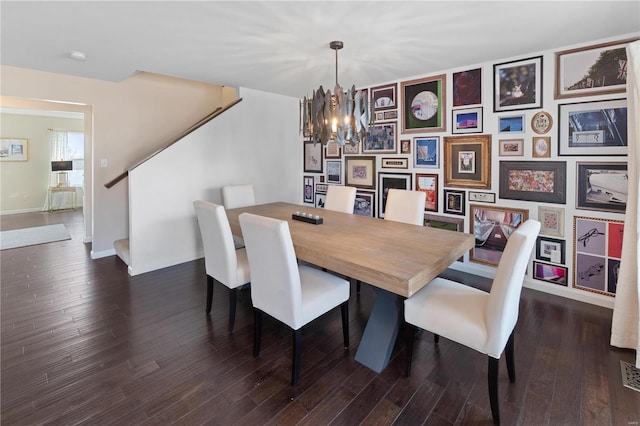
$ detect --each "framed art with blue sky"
[413,136,439,168]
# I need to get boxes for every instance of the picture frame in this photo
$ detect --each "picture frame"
[401,74,446,133]
[326,160,342,184]
[498,139,524,156]
[0,138,28,161]
[533,261,568,286]
[303,175,314,203]
[443,135,491,189]
[382,110,398,121]
[343,142,360,155]
[424,213,464,233]
[371,83,397,111]
[532,137,552,158]
[536,236,566,264]
[303,140,323,173]
[363,122,397,153]
[344,156,376,189]
[453,68,482,107]
[452,107,483,134]
[315,192,326,209]
[415,173,438,212]
[469,204,529,266]
[400,139,411,154]
[354,190,376,217]
[531,111,553,135]
[325,140,342,159]
[499,161,566,204]
[413,136,439,168]
[558,98,628,156]
[315,183,329,194]
[378,172,412,218]
[498,115,525,133]
[493,55,543,112]
[381,157,408,169]
[444,189,466,216]
[554,38,638,99]
[538,205,565,237]
[469,191,496,204]
[576,162,627,213]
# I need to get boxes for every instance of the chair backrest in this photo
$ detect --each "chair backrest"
[222,184,256,209]
[324,185,357,214]
[193,200,239,286]
[239,213,303,329]
[383,189,426,226]
[484,219,540,357]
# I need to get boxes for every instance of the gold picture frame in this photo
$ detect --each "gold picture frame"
[443,134,491,189]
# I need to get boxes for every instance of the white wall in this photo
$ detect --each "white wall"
[128,87,301,275]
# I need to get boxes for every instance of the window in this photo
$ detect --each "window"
[50,130,84,187]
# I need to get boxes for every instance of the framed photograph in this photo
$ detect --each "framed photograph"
[444,189,466,216]
[576,162,627,213]
[315,192,326,209]
[303,140,323,173]
[325,140,342,159]
[493,55,543,112]
[343,142,360,155]
[452,107,483,134]
[303,176,314,203]
[344,156,376,189]
[315,183,329,194]
[469,191,496,203]
[401,74,446,134]
[381,157,408,169]
[378,172,412,218]
[532,137,552,158]
[453,68,482,106]
[573,216,624,296]
[536,236,566,264]
[354,190,376,217]
[326,160,342,184]
[443,135,491,189]
[400,139,411,154]
[531,111,553,135]
[413,137,439,168]
[498,139,524,156]
[558,98,627,156]
[0,138,28,161]
[499,161,566,204]
[424,213,464,232]
[363,122,397,153]
[538,205,565,237]
[371,83,397,111]
[533,261,568,286]
[415,173,438,212]
[555,38,638,99]
[383,110,398,121]
[469,204,529,267]
[498,115,525,133]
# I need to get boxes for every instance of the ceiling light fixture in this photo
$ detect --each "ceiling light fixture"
[69,51,87,61]
[300,41,372,146]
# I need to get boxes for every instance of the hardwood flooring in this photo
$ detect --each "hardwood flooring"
[2,210,639,425]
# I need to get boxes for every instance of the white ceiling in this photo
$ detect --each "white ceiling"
[1,1,639,98]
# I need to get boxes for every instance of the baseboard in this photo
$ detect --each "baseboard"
[90,248,116,259]
[0,207,45,215]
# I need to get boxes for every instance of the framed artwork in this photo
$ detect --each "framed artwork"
[343,142,360,155]
[533,261,568,286]
[401,74,446,134]
[498,139,524,156]
[532,137,552,158]
[443,135,491,189]
[538,205,565,237]
[326,160,342,184]
[344,156,376,189]
[469,204,529,266]
[315,183,329,194]
[573,216,624,296]
[363,123,397,153]
[444,189,466,216]
[381,157,408,169]
[303,175,314,203]
[415,173,438,212]
[493,55,543,112]
[354,190,375,217]
[413,137,439,168]
[531,111,553,134]
[382,110,398,121]
[453,68,482,106]
[0,138,28,161]
[325,140,342,159]
[378,172,412,218]
[371,83,397,111]
[576,162,627,213]
[499,161,566,204]
[452,107,483,134]
[558,98,627,156]
[315,192,326,209]
[555,38,638,99]
[424,213,464,233]
[303,140,323,173]
[536,236,566,264]
[498,115,525,133]
[400,139,411,154]
[469,191,496,203]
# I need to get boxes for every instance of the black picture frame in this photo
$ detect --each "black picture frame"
[536,236,566,264]
[576,162,627,213]
[377,172,412,218]
[443,189,465,216]
[493,55,543,112]
[499,161,566,204]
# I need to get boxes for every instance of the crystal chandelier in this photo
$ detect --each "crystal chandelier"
[300,41,372,146]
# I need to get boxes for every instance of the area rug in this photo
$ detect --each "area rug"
[0,224,71,250]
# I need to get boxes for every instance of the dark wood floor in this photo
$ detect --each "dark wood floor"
[2,210,639,425]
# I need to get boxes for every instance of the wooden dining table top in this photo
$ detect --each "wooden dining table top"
[225,202,475,298]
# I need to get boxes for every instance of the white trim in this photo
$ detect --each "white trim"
[0,207,45,215]
[90,248,116,259]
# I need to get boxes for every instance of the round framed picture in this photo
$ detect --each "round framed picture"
[533,137,551,158]
[531,111,553,134]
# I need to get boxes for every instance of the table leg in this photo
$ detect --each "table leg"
[354,287,403,373]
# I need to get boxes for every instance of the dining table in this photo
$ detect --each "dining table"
[225,202,475,373]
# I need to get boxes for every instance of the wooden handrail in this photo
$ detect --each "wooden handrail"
[104,98,243,188]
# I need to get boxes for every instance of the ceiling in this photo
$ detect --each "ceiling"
[1,1,639,99]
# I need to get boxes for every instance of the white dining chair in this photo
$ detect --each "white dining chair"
[239,212,350,386]
[222,184,256,248]
[324,185,357,214]
[383,188,426,226]
[193,200,251,332]
[404,219,540,425]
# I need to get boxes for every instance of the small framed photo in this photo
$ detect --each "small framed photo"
[533,261,568,286]
[303,176,314,203]
[538,206,565,237]
[576,162,627,213]
[401,74,446,134]
[499,161,567,204]
[303,140,323,173]
[443,135,491,189]
[0,138,28,161]
[343,142,360,155]
[400,139,411,154]
[315,192,326,209]
[378,172,412,218]
[344,156,376,190]
[413,137,439,168]
[326,160,342,184]
[444,189,465,216]
[532,137,552,158]
[498,139,524,156]
[354,190,375,217]
[493,55,543,112]
[536,236,566,264]
[371,83,397,111]
[469,191,496,203]
[315,183,329,194]
[531,111,553,135]
[381,157,408,169]
[498,115,525,133]
[452,107,483,134]
[415,173,438,212]
[325,140,342,159]
[453,68,482,107]
[363,123,397,153]
[424,213,464,232]
[382,110,398,121]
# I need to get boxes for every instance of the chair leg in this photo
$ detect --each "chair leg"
[340,301,349,349]
[292,328,302,386]
[488,356,500,426]
[434,333,440,343]
[253,309,262,358]
[228,288,238,332]
[206,275,214,314]
[505,330,516,383]
[356,280,361,293]
[405,324,417,377]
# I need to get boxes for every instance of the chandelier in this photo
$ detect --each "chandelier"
[300,41,372,146]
